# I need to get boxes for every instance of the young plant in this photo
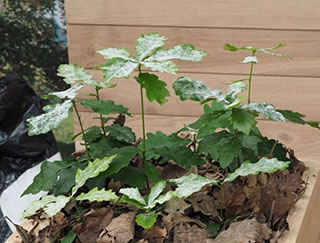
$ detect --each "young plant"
[19,35,320,242]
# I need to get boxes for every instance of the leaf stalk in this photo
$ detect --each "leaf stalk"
[72,100,89,153]
[247,50,256,104]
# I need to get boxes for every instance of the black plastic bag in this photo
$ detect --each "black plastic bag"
[0,75,58,175]
[0,75,59,240]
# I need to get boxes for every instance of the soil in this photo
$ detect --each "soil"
[13,148,307,243]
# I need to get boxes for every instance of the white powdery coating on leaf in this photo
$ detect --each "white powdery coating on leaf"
[242,102,286,122]
[76,187,119,202]
[224,158,290,183]
[135,33,167,61]
[27,100,73,135]
[102,59,138,82]
[97,47,136,62]
[44,83,83,100]
[142,60,177,74]
[145,44,207,62]
[72,155,116,196]
[242,56,259,64]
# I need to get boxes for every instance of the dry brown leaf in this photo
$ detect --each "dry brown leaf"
[73,207,113,243]
[163,197,191,214]
[208,218,272,243]
[173,223,211,243]
[100,211,136,243]
[187,192,219,217]
[162,212,206,234]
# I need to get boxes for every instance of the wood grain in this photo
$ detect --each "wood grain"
[280,159,320,243]
[74,112,320,158]
[65,0,320,30]
[67,25,320,77]
[75,70,320,121]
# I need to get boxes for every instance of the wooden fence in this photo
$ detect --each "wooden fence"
[65,0,320,158]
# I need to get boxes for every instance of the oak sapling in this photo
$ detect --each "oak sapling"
[20,35,319,239]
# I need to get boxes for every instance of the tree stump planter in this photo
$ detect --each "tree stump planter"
[6,158,320,243]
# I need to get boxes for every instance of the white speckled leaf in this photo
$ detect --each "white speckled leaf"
[225,82,247,101]
[242,56,258,64]
[97,47,136,62]
[135,33,167,61]
[141,60,177,74]
[242,103,286,122]
[22,195,71,218]
[99,58,138,82]
[224,158,290,183]
[76,187,119,202]
[58,64,110,88]
[119,187,147,206]
[145,44,207,62]
[169,174,219,198]
[43,83,84,100]
[173,77,224,103]
[27,100,73,135]
[71,155,116,196]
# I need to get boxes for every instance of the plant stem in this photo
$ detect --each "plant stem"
[247,50,256,104]
[219,185,224,219]
[138,65,146,157]
[72,100,89,152]
[95,87,106,135]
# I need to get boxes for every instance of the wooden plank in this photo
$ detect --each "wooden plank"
[76,70,320,121]
[67,25,320,77]
[75,113,320,158]
[280,159,320,243]
[65,0,320,30]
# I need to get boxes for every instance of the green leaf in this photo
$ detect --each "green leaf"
[97,47,136,62]
[198,131,242,168]
[145,44,207,62]
[143,131,190,160]
[173,77,224,103]
[98,146,140,178]
[76,187,118,202]
[136,212,158,229]
[224,43,290,58]
[136,73,170,105]
[197,111,232,139]
[104,124,136,143]
[224,157,290,183]
[141,60,177,74]
[111,166,146,190]
[27,100,72,135]
[61,230,76,243]
[206,223,221,237]
[22,160,70,196]
[119,187,146,206]
[224,43,239,52]
[22,195,71,218]
[72,155,116,195]
[43,83,84,100]
[240,133,262,155]
[242,56,258,64]
[231,108,257,134]
[83,126,102,143]
[53,166,77,196]
[277,109,320,129]
[79,100,131,116]
[243,103,286,122]
[135,33,167,61]
[89,136,125,159]
[98,58,138,82]
[58,64,110,88]
[154,146,205,170]
[169,174,218,198]
[145,160,162,184]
